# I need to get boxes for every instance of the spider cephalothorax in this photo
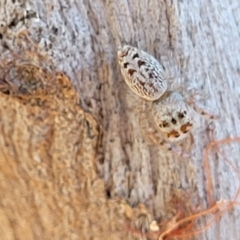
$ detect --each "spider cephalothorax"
[152,91,193,142]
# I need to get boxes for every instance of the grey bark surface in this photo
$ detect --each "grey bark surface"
[0,0,240,239]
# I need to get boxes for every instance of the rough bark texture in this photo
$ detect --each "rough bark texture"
[0,0,240,239]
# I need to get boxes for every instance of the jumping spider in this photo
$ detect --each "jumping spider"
[117,45,217,158]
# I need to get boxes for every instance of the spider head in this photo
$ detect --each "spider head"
[152,91,193,142]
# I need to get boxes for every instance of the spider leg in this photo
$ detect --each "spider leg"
[186,97,219,119]
[148,130,191,159]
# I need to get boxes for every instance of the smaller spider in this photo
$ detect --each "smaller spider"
[117,45,217,156]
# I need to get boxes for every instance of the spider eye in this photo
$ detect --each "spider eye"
[159,121,169,128]
[178,112,184,119]
[171,118,177,124]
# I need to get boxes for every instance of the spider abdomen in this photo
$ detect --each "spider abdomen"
[118,45,167,101]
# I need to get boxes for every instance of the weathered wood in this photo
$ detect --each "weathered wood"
[0,0,240,239]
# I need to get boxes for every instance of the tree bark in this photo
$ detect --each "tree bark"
[0,0,240,239]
